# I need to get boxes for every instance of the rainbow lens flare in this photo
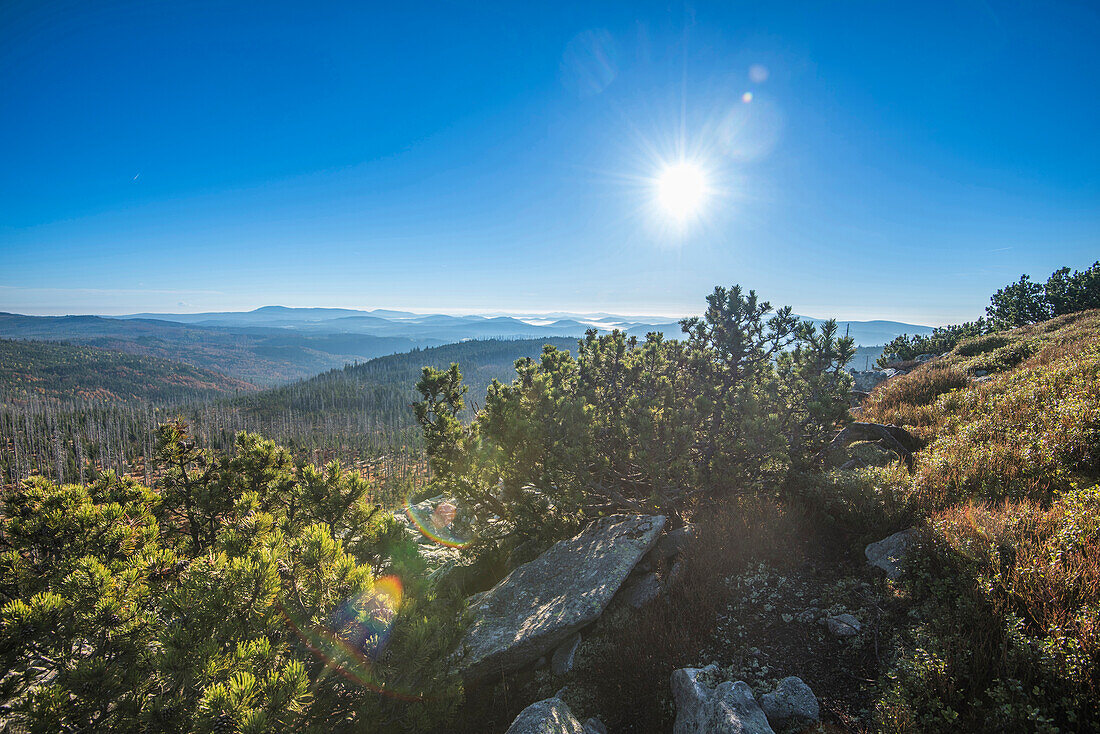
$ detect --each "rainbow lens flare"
[405,496,473,548]
[279,575,420,701]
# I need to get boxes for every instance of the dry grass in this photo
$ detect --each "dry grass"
[861,310,1100,512]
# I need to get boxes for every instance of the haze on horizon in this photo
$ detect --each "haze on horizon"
[2,1,1098,326]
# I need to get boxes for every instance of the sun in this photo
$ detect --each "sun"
[655,161,709,221]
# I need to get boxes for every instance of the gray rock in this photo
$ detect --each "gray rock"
[850,370,888,392]
[505,697,585,734]
[826,613,861,638]
[654,524,695,560]
[671,665,775,734]
[622,571,663,609]
[583,717,607,734]
[551,633,581,675]
[458,514,666,682]
[759,676,820,729]
[915,353,936,363]
[865,528,918,579]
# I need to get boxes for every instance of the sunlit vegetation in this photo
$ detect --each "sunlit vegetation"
[878,261,1100,366]
[4,284,1099,733]
[856,309,1100,731]
[0,422,463,733]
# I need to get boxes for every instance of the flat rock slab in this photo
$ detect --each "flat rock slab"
[458,514,666,682]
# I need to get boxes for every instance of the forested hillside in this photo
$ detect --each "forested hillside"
[0,339,255,405]
[0,313,437,385]
[0,338,576,493]
[234,337,577,420]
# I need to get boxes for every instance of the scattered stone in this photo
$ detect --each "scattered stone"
[458,514,666,682]
[622,571,663,609]
[759,676,820,729]
[915,353,936,363]
[505,697,584,734]
[654,524,695,560]
[671,665,775,734]
[825,613,861,638]
[865,528,918,579]
[551,633,581,675]
[583,717,608,734]
[794,608,817,624]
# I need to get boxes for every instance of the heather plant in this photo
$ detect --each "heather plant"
[876,485,1100,732]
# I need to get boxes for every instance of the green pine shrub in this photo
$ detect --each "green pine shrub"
[0,422,463,733]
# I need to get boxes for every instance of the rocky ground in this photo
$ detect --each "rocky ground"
[439,504,916,734]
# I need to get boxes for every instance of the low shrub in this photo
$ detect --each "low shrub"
[787,466,914,538]
[875,486,1100,732]
[862,365,971,431]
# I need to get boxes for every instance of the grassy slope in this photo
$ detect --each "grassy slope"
[0,339,256,405]
[851,309,1100,731]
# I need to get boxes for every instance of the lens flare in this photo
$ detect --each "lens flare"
[741,91,753,103]
[279,575,419,700]
[561,29,619,97]
[405,496,473,548]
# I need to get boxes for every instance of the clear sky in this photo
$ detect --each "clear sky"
[1,1,1097,324]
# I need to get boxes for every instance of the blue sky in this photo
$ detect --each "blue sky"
[1,0,1097,324]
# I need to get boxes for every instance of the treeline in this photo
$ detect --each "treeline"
[879,261,1100,365]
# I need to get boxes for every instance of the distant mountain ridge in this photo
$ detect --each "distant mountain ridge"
[107,306,934,346]
[0,307,934,388]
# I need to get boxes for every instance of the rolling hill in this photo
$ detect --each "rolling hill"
[0,313,439,386]
[0,339,255,405]
[110,306,933,346]
[0,337,578,490]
